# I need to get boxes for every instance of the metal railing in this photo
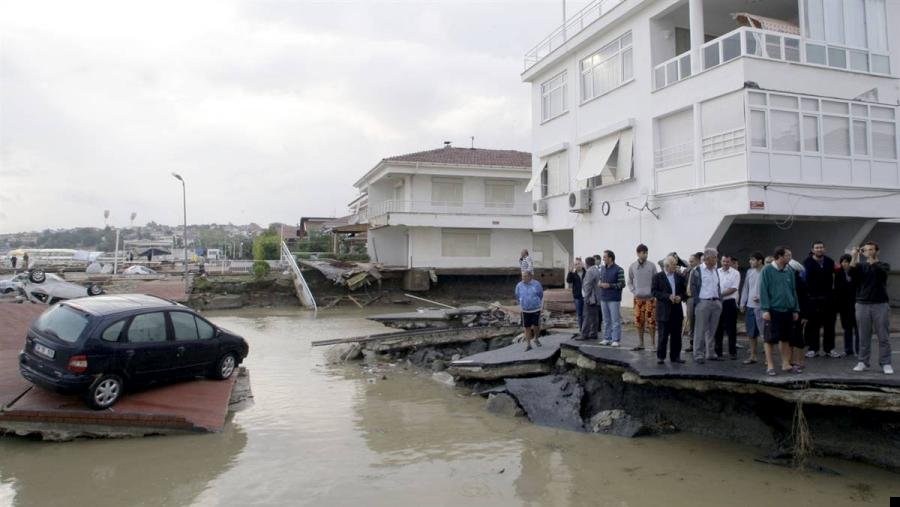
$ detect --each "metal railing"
[366,199,532,218]
[654,27,891,92]
[281,241,317,310]
[523,0,625,70]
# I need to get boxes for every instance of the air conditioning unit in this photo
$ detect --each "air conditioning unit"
[532,200,547,216]
[569,189,592,213]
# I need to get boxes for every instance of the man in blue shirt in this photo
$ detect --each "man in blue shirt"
[515,270,544,351]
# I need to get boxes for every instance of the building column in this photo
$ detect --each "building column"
[844,219,879,254]
[689,0,704,74]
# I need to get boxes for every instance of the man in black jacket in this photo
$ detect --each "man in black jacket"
[567,258,586,332]
[803,241,838,358]
[652,255,688,364]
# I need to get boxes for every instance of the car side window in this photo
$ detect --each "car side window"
[196,317,215,340]
[171,312,199,341]
[126,312,167,343]
[101,320,127,342]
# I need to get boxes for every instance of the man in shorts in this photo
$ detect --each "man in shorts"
[515,270,544,351]
[739,251,765,364]
[628,244,658,351]
[760,247,801,376]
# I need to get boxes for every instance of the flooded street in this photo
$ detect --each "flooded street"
[0,308,897,506]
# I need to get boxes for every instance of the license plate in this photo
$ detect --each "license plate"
[34,343,55,359]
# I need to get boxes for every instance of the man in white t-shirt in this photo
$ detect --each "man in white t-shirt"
[714,255,741,360]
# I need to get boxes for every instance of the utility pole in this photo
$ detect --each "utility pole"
[172,173,188,278]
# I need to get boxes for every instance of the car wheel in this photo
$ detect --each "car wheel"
[86,374,124,410]
[87,284,103,296]
[28,269,46,284]
[212,353,237,380]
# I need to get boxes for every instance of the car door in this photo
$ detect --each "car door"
[169,311,219,375]
[122,311,176,381]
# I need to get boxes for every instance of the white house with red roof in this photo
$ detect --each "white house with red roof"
[352,143,570,270]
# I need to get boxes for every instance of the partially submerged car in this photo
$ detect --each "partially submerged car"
[12,269,104,304]
[19,294,249,409]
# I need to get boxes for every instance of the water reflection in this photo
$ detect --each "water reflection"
[0,420,247,507]
[1,308,897,507]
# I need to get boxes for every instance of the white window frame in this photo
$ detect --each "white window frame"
[580,31,633,104]
[484,180,516,209]
[440,229,491,258]
[802,0,891,75]
[431,177,463,207]
[747,90,898,162]
[540,71,568,123]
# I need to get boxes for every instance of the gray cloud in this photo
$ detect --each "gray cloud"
[0,0,575,233]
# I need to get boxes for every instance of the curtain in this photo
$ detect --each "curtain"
[824,0,845,44]
[844,0,867,48]
[804,0,825,40]
[865,0,888,52]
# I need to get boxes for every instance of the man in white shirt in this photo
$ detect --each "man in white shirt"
[715,255,741,360]
[689,248,723,363]
[739,252,765,365]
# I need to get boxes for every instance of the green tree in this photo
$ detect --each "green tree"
[252,232,281,260]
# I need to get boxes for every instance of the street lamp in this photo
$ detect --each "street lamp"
[172,172,187,278]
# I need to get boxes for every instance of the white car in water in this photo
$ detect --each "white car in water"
[11,269,104,304]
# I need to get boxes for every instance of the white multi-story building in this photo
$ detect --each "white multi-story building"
[353,145,570,271]
[523,0,900,290]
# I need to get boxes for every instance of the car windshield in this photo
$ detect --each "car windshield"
[34,304,89,343]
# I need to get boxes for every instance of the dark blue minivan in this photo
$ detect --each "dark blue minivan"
[19,294,249,409]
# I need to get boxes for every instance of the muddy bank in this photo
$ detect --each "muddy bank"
[345,335,900,472]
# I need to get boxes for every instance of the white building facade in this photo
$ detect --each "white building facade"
[523,0,900,291]
[354,146,570,270]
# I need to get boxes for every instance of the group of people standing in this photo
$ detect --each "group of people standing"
[562,241,893,376]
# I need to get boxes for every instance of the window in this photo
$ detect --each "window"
[577,128,633,187]
[803,115,820,152]
[127,313,167,343]
[196,318,216,340]
[750,90,898,160]
[750,110,767,148]
[538,152,568,197]
[541,72,567,122]
[823,116,850,155]
[804,0,890,74]
[441,229,491,257]
[431,177,463,207]
[34,305,88,344]
[580,32,633,102]
[655,108,694,168]
[101,320,126,342]
[771,110,801,152]
[171,312,199,341]
[853,120,869,155]
[872,121,897,159]
[485,181,515,208]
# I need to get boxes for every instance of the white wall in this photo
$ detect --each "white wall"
[406,228,570,269]
[368,226,408,266]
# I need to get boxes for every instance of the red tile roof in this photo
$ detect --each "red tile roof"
[384,147,531,168]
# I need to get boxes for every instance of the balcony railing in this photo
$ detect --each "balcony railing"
[367,200,532,219]
[523,0,625,71]
[653,27,892,91]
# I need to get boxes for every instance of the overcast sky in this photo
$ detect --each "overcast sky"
[0,0,591,233]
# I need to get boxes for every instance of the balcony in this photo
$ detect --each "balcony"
[366,200,533,229]
[653,26,892,91]
[523,0,626,71]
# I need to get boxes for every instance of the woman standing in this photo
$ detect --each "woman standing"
[834,253,858,357]
[566,258,586,331]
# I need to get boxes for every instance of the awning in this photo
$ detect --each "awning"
[732,12,800,35]
[616,128,634,180]
[576,133,619,181]
[524,165,544,193]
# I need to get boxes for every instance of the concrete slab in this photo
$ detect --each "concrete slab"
[447,333,576,380]
[0,302,239,438]
[563,342,900,390]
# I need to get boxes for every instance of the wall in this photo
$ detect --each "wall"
[405,228,570,269]
[368,226,408,267]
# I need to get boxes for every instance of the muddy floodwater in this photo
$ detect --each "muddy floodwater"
[0,308,897,506]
